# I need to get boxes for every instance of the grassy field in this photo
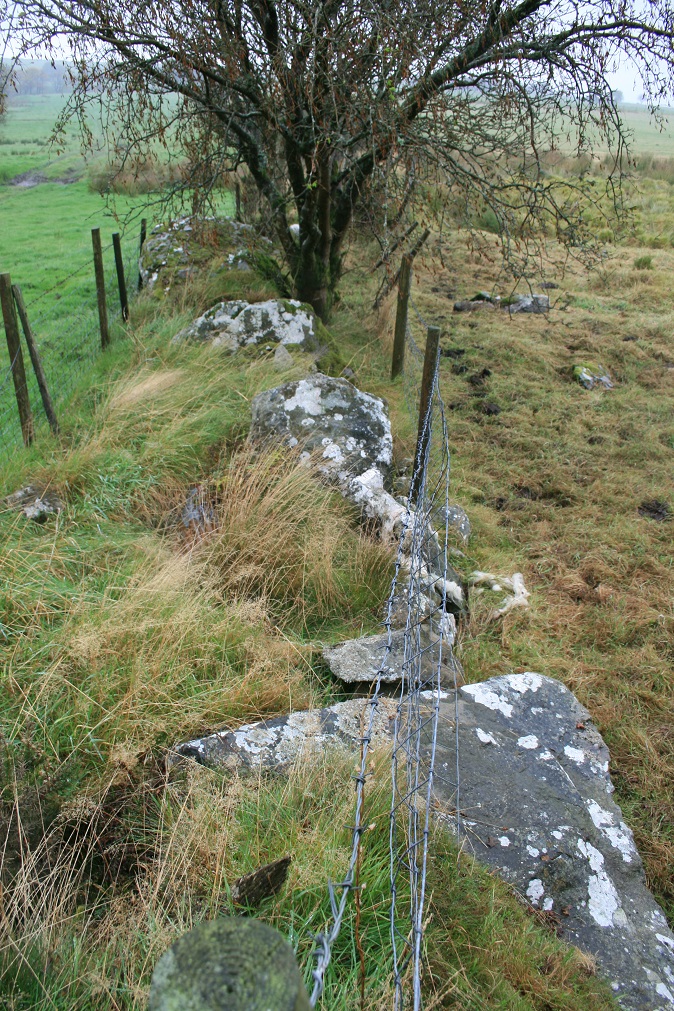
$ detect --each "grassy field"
[0,92,672,1009]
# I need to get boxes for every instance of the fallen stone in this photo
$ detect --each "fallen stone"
[173,698,398,770]
[573,365,613,390]
[6,485,64,522]
[323,626,464,687]
[174,299,321,352]
[429,673,674,1011]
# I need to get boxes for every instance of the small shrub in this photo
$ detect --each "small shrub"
[634,254,653,270]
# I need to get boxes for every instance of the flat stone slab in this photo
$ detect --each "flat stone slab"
[173,698,398,770]
[429,673,674,1011]
[174,299,321,352]
[323,627,464,686]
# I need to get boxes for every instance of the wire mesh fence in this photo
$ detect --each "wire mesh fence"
[0,227,143,464]
[309,295,460,1010]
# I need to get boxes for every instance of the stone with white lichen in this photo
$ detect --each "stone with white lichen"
[173,298,322,351]
[249,373,395,522]
[431,673,674,1011]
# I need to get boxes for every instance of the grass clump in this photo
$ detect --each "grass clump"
[634,253,654,269]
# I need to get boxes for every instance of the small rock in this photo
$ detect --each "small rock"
[503,294,549,314]
[231,856,292,906]
[638,499,669,522]
[341,367,355,379]
[454,299,494,312]
[482,402,501,416]
[181,487,215,532]
[539,281,559,289]
[6,485,64,522]
[437,504,471,542]
[273,344,294,371]
[573,365,613,390]
[623,335,638,342]
[441,347,466,359]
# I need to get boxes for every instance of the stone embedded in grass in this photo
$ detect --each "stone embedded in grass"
[430,673,674,1011]
[573,364,614,390]
[173,697,398,769]
[6,484,64,522]
[174,299,322,352]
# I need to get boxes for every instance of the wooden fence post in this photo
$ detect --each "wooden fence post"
[235,180,242,221]
[138,218,147,292]
[0,273,34,446]
[12,284,59,435]
[410,325,441,503]
[112,233,129,322]
[149,917,311,1011]
[91,227,110,350]
[391,253,412,380]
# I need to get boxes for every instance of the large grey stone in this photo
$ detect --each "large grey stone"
[173,698,398,770]
[322,626,464,686]
[174,299,321,352]
[250,373,405,535]
[504,293,550,314]
[429,673,674,1011]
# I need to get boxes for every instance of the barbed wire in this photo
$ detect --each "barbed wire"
[309,303,460,1009]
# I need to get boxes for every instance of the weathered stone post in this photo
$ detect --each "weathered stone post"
[148,916,311,1011]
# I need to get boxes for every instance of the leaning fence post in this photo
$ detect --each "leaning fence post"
[12,284,59,435]
[391,253,411,380]
[148,917,311,1011]
[410,324,441,504]
[91,227,110,350]
[0,273,34,446]
[112,233,129,322]
[138,218,147,292]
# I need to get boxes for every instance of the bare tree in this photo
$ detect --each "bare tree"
[6,0,674,316]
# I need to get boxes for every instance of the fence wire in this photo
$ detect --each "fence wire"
[309,299,460,1010]
[0,228,142,464]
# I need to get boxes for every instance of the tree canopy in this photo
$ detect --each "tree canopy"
[6,0,674,315]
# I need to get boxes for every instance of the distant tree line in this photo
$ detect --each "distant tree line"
[4,59,71,97]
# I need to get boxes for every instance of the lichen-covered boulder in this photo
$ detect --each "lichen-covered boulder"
[430,673,674,1011]
[250,372,396,509]
[174,299,322,352]
[139,216,267,293]
[173,698,397,770]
